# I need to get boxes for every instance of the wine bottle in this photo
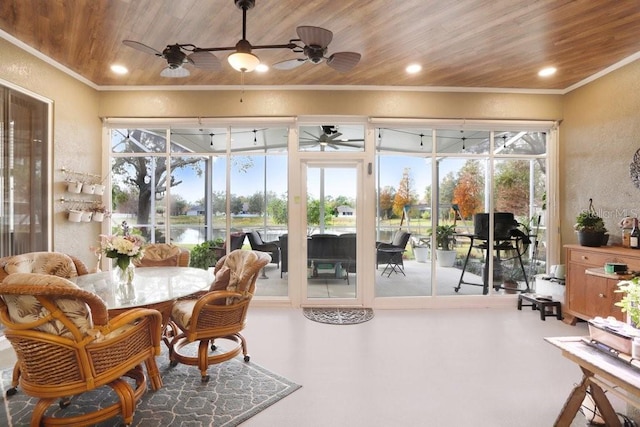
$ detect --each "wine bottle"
[631,218,640,249]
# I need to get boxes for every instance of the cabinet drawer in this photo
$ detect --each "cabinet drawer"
[568,250,613,266]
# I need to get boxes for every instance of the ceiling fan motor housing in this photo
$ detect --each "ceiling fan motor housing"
[304,45,327,63]
[163,45,187,69]
[235,0,255,10]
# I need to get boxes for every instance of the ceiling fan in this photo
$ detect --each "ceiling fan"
[300,126,364,150]
[273,26,361,73]
[122,0,360,77]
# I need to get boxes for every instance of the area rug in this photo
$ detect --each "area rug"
[0,346,301,427]
[303,307,374,325]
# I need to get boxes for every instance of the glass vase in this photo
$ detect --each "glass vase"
[116,258,135,286]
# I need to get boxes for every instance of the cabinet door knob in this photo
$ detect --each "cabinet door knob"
[582,256,588,260]
[598,293,605,298]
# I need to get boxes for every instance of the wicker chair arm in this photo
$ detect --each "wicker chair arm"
[193,290,247,308]
[105,307,162,342]
[69,255,90,276]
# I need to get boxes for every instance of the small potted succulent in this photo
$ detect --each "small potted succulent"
[574,198,607,247]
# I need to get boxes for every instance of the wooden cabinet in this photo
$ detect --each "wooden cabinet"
[564,244,638,324]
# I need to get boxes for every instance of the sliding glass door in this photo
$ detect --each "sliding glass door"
[0,86,51,257]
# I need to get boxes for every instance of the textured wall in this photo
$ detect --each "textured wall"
[99,89,562,120]
[561,59,640,249]
[0,38,102,267]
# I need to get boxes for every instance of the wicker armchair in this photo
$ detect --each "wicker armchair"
[133,243,190,267]
[168,250,271,382]
[0,251,89,396]
[0,273,163,426]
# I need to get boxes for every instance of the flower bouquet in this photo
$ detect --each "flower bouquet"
[99,232,145,285]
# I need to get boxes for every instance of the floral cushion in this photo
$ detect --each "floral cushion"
[134,254,180,267]
[2,273,92,338]
[171,299,197,330]
[4,252,79,278]
[211,266,231,291]
[133,244,182,267]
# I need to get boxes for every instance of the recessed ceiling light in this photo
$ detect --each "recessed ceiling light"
[406,64,422,74]
[538,67,557,77]
[255,63,269,72]
[110,64,128,75]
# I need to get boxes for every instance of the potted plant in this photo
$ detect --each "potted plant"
[615,277,640,328]
[435,224,457,267]
[189,238,224,270]
[411,235,431,263]
[90,204,109,222]
[574,198,607,247]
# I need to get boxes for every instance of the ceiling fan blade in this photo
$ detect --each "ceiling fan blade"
[188,51,221,70]
[327,132,343,140]
[303,130,321,140]
[273,58,307,70]
[160,67,190,78]
[297,26,333,48]
[327,52,361,73]
[123,40,162,56]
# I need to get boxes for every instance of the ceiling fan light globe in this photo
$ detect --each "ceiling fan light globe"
[160,67,190,78]
[228,52,260,72]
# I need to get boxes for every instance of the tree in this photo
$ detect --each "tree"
[494,160,531,216]
[111,130,202,236]
[453,160,484,219]
[268,194,288,224]
[170,195,188,216]
[307,196,332,233]
[393,168,415,219]
[438,171,457,220]
[379,186,395,219]
[211,191,226,214]
[248,191,264,215]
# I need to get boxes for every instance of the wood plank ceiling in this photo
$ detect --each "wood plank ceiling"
[1,0,640,90]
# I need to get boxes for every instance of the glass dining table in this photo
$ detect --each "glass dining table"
[70,266,214,325]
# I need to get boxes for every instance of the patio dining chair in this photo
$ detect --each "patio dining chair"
[168,250,271,382]
[376,230,411,270]
[0,273,163,426]
[0,251,90,396]
[133,243,190,267]
[246,230,280,267]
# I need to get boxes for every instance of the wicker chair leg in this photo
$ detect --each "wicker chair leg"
[198,339,211,382]
[6,362,20,396]
[238,333,250,362]
[31,397,55,427]
[144,357,163,391]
